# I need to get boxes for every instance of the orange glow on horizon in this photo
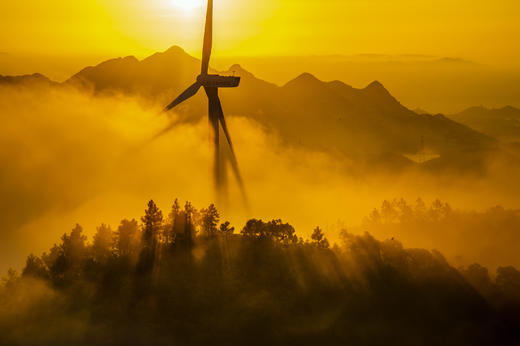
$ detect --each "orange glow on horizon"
[0,0,518,66]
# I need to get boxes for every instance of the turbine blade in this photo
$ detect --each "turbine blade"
[213,94,248,203]
[164,82,201,112]
[207,87,222,193]
[216,97,238,166]
[201,0,213,75]
[148,121,178,143]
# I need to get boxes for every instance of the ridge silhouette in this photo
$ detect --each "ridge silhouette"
[1,45,507,173]
[449,105,520,143]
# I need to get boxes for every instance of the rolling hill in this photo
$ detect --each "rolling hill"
[449,106,520,143]
[0,73,57,87]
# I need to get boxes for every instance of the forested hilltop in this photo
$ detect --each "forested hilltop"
[1,199,519,346]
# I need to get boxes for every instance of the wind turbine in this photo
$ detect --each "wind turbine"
[162,0,246,203]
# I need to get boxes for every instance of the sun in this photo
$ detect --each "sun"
[169,0,205,11]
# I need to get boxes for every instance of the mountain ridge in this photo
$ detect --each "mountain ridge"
[449,105,520,143]
[0,73,57,87]
[0,45,499,169]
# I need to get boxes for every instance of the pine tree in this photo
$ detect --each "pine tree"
[165,198,181,246]
[201,204,220,237]
[61,224,88,264]
[115,219,141,258]
[92,224,113,263]
[183,201,197,248]
[141,200,163,249]
[170,198,181,222]
[1,268,19,289]
[22,254,48,279]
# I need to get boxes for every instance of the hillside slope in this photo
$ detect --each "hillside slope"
[64,46,494,158]
[449,106,520,143]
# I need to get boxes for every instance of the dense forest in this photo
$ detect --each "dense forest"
[362,198,520,269]
[1,199,519,346]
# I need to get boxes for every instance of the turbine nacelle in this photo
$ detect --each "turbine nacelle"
[197,74,240,88]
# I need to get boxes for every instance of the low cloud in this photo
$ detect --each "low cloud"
[0,85,519,273]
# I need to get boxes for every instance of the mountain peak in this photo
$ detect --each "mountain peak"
[366,80,385,90]
[295,72,320,82]
[122,55,138,62]
[164,45,187,55]
[229,63,243,71]
[99,56,138,66]
[226,64,254,79]
[364,80,392,96]
[283,73,322,88]
[140,45,198,66]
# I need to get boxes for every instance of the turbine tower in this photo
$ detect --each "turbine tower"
[162,0,246,204]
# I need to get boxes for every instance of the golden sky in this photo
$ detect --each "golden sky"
[1,0,519,64]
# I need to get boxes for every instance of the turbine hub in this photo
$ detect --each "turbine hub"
[197,74,240,88]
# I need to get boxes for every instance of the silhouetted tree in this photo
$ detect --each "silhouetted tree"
[395,198,413,222]
[114,219,140,258]
[92,224,113,263]
[415,197,427,217]
[428,198,452,221]
[311,226,330,248]
[1,268,18,289]
[381,200,398,223]
[22,254,48,279]
[44,224,88,283]
[241,219,266,239]
[241,218,297,244]
[165,198,181,246]
[200,204,220,237]
[496,266,520,301]
[170,198,181,221]
[460,263,493,292]
[219,221,235,237]
[41,244,61,278]
[61,224,88,261]
[3,197,520,346]
[183,201,196,248]
[365,208,382,225]
[141,200,163,249]
[268,219,297,244]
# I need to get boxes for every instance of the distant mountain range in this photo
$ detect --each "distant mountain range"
[449,106,520,143]
[0,73,57,87]
[1,46,503,172]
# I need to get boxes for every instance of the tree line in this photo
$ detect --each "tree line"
[0,198,519,346]
[10,199,328,287]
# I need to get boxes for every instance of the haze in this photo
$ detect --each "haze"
[1,0,519,64]
[2,2,520,344]
[2,0,520,113]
